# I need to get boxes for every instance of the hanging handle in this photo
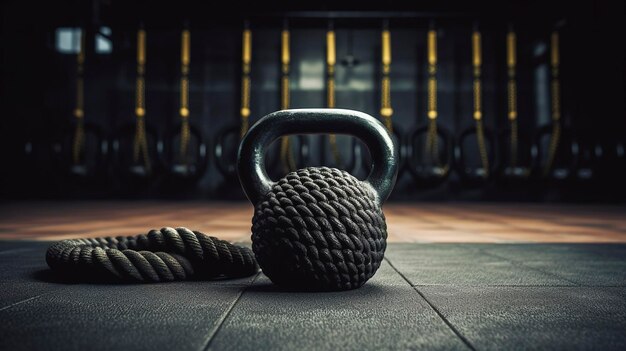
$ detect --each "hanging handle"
[135,29,146,118]
[240,23,252,138]
[550,31,561,122]
[238,109,398,207]
[427,28,438,120]
[180,29,190,118]
[326,24,336,108]
[380,23,393,131]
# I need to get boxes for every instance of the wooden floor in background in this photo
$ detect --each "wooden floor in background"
[0,201,625,243]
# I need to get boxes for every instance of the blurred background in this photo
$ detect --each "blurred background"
[1,0,624,202]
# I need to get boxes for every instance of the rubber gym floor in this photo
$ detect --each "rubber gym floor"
[0,201,625,350]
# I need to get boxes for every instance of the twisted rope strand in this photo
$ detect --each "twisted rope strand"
[252,167,386,291]
[46,227,258,282]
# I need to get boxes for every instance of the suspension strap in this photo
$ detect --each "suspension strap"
[279,24,297,173]
[380,25,393,132]
[239,25,252,139]
[507,28,519,168]
[472,29,489,178]
[543,31,561,176]
[424,27,442,168]
[72,30,86,165]
[133,28,151,172]
[179,28,191,163]
[326,24,342,166]
[46,227,258,282]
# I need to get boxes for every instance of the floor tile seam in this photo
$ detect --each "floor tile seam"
[384,257,476,351]
[202,272,260,351]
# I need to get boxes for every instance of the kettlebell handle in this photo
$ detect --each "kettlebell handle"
[237,108,398,207]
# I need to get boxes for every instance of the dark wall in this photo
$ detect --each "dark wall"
[1,0,624,201]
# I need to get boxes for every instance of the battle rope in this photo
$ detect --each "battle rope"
[279,24,297,173]
[72,29,86,166]
[472,29,490,178]
[543,31,561,177]
[239,26,252,139]
[380,25,393,133]
[133,28,151,172]
[179,28,191,164]
[326,25,343,167]
[507,28,519,168]
[46,227,258,282]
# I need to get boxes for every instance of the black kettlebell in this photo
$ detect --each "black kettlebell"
[238,108,398,291]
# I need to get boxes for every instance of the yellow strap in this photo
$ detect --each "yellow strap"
[381,30,391,67]
[427,29,437,120]
[74,30,85,119]
[427,30,437,66]
[133,29,150,171]
[472,31,482,67]
[281,29,290,108]
[326,28,341,166]
[507,31,516,69]
[380,29,393,131]
[543,30,562,176]
[506,29,519,169]
[326,29,336,107]
[136,76,145,118]
[180,30,191,160]
[326,30,336,67]
[180,30,190,118]
[242,29,251,66]
[135,29,146,118]
[72,42,85,163]
[137,30,146,67]
[472,30,482,121]
[550,31,560,122]
[551,31,559,68]
[279,28,296,172]
[424,28,442,169]
[507,30,517,121]
[72,30,87,165]
[240,29,252,138]
[473,29,488,177]
[281,29,290,69]
[181,30,190,67]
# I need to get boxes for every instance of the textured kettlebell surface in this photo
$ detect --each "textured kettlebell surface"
[251,167,387,291]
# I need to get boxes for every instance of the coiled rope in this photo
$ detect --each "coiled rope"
[46,227,258,282]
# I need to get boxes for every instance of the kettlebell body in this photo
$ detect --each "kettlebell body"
[238,109,398,291]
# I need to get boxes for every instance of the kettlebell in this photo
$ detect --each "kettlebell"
[238,108,398,291]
